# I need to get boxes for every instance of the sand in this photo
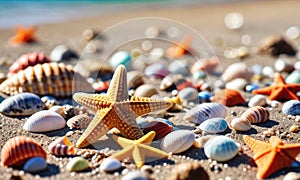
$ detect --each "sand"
[0,0,300,179]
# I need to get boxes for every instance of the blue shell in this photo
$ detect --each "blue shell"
[204,136,239,162]
[23,157,47,173]
[0,92,44,116]
[109,51,132,70]
[198,91,212,101]
[199,118,227,134]
[282,100,300,115]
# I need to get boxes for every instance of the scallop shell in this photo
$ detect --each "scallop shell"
[100,158,122,172]
[67,114,91,129]
[66,157,89,172]
[1,136,47,166]
[127,71,145,89]
[8,52,50,77]
[142,120,173,140]
[160,130,195,154]
[211,89,246,107]
[23,157,47,173]
[184,103,226,124]
[241,106,269,124]
[248,95,267,107]
[221,62,253,82]
[23,110,66,132]
[204,136,239,162]
[282,100,300,115]
[199,118,227,134]
[134,84,158,97]
[48,136,75,156]
[0,92,45,116]
[0,63,93,98]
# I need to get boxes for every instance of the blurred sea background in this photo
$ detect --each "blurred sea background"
[0,0,248,29]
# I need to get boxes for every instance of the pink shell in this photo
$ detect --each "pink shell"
[1,136,47,166]
[48,136,75,156]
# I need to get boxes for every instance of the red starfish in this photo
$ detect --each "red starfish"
[244,135,300,179]
[9,26,36,46]
[252,73,300,101]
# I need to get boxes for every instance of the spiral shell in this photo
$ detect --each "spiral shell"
[67,114,91,129]
[0,63,93,98]
[48,136,75,156]
[8,52,50,77]
[1,136,47,166]
[221,62,253,82]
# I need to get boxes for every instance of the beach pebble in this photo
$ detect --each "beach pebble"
[224,12,244,30]
[168,60,189,76]
[286,26,300,40]
[274,58,294,73]
[289,125,299,133]
[248,95,267,107]
[198,91,212,102]
[144,62,170,79]
[134,84,158,97]
[199,118,227,134]
[100,158,122,172]
[225,78,248,90]
[41,95,58,109]
[23,157,47,173]
[286,70,300,84]
[66,157,89,172]
[145,26,160,38]
[178,87,199,103]
[169,161,209,180]
[109,51,131,70]
[81,28,98,41]
[283,172,300,180]
[50,45,78,61]
[149,48,164,62]
[282,100,300,115]
[121,170,148,180]
[262,66,275,78]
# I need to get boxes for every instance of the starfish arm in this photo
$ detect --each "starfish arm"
[112,135,135,149]
[268,87,299,101]
[252,87,272,96]
[138,144,169,160]
[107,65,129,102]
[136,131,156,145]
[243,136,272,159]
[73,92,111,111]
[280,144,300,159]
[111,146,134,161]
[133,146,145,168]
[256,149,279,179]
[274,73,286,86]
[287,84,300,94]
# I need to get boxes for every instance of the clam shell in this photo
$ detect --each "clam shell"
[160,130,195,154]
[178,87,199,103]
[127,71,145,89]
[230,118,251,131]
[211,89,246,107]
[66,157,89,172]
[241,106,269,124]
[184,103,226,124]
[221,62,253,82]
[0,92,44,116]
[67,114,91,129]
[282,100,300,115]
[1,136,47,166]
[248,95,267,107]
[48,136,75,156]
[199,118,227,134]
[23,110,66,132]
[100,158,122,172]
[204,136,239,162]
[23,157,47,173]
[134,84,158,97]
[0,63,93,98]
[142,120,173,140]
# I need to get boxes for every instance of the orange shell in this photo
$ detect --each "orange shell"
[48,136,75,156]
[1,136,47,166]
[211,89,246,106]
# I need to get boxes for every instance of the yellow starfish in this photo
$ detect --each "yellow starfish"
[111,131,169,168]
[73,65,172,148]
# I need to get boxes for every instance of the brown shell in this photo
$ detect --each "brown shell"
[241,106,270,124]
[1,136,47,166]
[142,120,173,140]
[211,89,246,107]
[48,136,75,156]
[67,114,91,129]
[0,63,93,98]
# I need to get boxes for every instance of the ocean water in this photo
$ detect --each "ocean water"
[0,0,244,29]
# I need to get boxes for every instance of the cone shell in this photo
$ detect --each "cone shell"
[221,62,253,82]
[48,136,75,156]
[67,114,91,129]
[1,136,47,166]
[142,120,173,140]
[211,89,246,106]
[23,110,66,132]
[241,106,269,124]
[184,103,226,124]
[0,63,93,97]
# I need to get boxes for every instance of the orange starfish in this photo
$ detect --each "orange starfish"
[252,73,300,101]
[9,26,36,46]
[243,135,300,179]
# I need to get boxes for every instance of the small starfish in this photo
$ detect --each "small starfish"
[9,26,36,46]
[73,65,172,148]
[111,131,169,168]
[243,135,300,179]
[253,73,300,101]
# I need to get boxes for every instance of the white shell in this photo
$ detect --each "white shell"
[184,103,226,124]
[160,130,195,154]
[225,78,248,90]
[193,135,215,148]
[199,118,227,134]
[282,100,300,115]
[178,87,199,103]
[248,95,267,107]
[230,118,251,131]
[23,157,47,173]
[204,136,239,162]
[121,171,148,180]
[134,84,158,97]
[23,110,66,132]
[221,62,253,82]
[274,58,294,72]
[100,158,122,172]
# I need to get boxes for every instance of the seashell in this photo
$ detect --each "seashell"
[274,58,294,73]
[8,52,50,77]
[160,130,195,154]
[66,157,89,172]
[211,89,246,107]
[199,118,227,134]
[50,45,78,62]
[23,157,47,173]
[134,84,158,97]
[1,136,47,166]
[109,51,131,70]
[142,120,173,140]
[230,118,251,131]
[190,57,220,74]
[169,161,209,180]
[48,136,75,156]
[193,135,215,148]
[168,60,189,76]
[41,95,58,109]
[23,110,66,132]
[225,78,248,90]
[178,87,199,103]
[144,62,170,79]
[0,92,45,116]
[121,170,148,180]
[282,100,300,115]
[241,106,269,124]
[204,136,239,162]
[0,63,93,98]
[67,114,91,129]
[127,71,145,89]
[248,95,267,107]
[159,73,194,92]
[184,103,226,124]
[100,158,122,172]
[48,104,86,119]
[221,62,253,82]
[283,172,300,180]
[286,70,300,84]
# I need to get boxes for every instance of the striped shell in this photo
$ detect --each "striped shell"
[48,136,75,156]
[23,110,66,132]
[184,103,226,124]
[199,118,227,134]
[204,136,239,162]
[211,89,246,107]
[8,52,50,77]
[221,62,253,82]
[1,136,47,166]
[0,63,93,98]
[67,114,91,129]
[0,92,45,116]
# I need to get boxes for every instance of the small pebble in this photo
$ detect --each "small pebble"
[283,172,300,180]
[289,125,299,133]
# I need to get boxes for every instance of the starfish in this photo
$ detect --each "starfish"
[252,73,300,101]
[73,65,172,148]
[9,26,36,46]
[111,131,169,168]
[243,135,300,179]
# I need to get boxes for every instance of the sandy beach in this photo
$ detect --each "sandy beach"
[1,0,300,179]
